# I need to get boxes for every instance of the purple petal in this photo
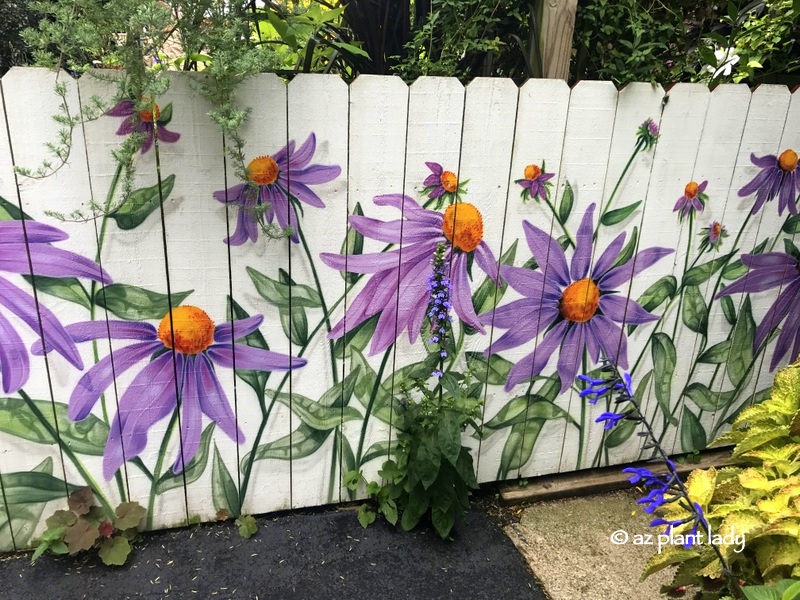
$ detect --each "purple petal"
[770,288,800,369]
[450,253,484,333]
[484,301,558,354]
[474,242,500,285]
[103,352,179,480]
[522,220,570,287]
[570,204,595,281]
[321,249,402,274]
[225,205,255,246]
[156,126,180,144]
[739,167,775,198]
[423,174,441,187]
[31,320,157,355]
[273,140,294,168]
[207,344,306,371]
[599,247,673,290]
[556,324,585,393]
[0,277,82,369]
[172,356,203,473]
[498,265,560,302]
[599,294,658,325]
[0,220,68,244]
[214,315,264,344]
[754,279,800,353]
[69,341,163,421]
[106,101,135,117]
[698,180,708,193]
[592,232,626,279]
[395,252,438,346]
[425,162,443,176]
[742,252,796,269]
[213,183,248,205]
[292,164,341,187]
[750,153,777,168]
[588,315,628,369]
[197,354,244,444]
[0,310,29,393]
[1,244,112,283]
[288,134,316,170]
[504,321,567,391]
[139,129,155,154]
[348,216,403,243]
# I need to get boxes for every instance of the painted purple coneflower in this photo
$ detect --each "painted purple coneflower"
[423,162,460,203]
[739,149,800,215]
[516,163,554,203]
[107,98,180,154]
[674,180,708,221]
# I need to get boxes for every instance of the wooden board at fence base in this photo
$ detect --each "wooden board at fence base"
[0,70,797,544]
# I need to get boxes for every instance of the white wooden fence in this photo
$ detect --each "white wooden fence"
[0,68,797,548]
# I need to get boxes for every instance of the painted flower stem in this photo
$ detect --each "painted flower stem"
[19,389,115,517]
[542,193,576,248]
[146,407,181,530]
[355,347,393,469]
[598,138,646,230]
[294,213,338,385]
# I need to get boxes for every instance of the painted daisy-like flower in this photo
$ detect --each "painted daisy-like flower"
[636,118,660,151]
[483,204,672,392]
[320,194,499,355]
[674,180,708,221]
[213,133,341,245]
[34,306,306,479]
[716,250,800,370]
[739,149,800,216]
[699,221,727,252]
[422,162,460,205]
[106,98,180,154]
[0,220,111,393]
[516,162,554,203]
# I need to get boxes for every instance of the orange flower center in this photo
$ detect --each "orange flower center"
[247,156,279,186]
[684,181,699,199]
[442,203,483,253]
[440,171,458,193]
[779,149,798,173]
[559,278,600,323]
[138,98,160,123]
[157,306,215,355]
[524,164,542,181]
[711,222,722,237]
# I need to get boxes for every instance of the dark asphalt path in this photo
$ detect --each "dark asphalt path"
[0,507,547,600]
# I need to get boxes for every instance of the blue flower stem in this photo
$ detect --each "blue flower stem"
[89,162,127,503]
[18,389,114,517]
[294,210,338,385]
[355,347,393,469]
[146,407,180,530]
[597,138,645,231]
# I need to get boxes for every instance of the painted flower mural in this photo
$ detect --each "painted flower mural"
[107,98,180,154]
[34,306,306,479]
[674,180,708,220]
[423,162,460,202]
[0,220,111,393]
[483,204,673,392]
[213,133,341,244]
[516,163,554,203]
[320,194,499,355]
[716,250,800,370]
[739,149,800,215]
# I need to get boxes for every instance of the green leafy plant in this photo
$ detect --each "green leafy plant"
[235,514,258,539]
[743,578,800,600]
[642,360,799,597]
[32,487,146,566]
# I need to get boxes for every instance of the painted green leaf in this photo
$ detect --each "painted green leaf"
[318,366,361,409]
[782,214,800,234]
[537,374,562,402]
[721,295,736,325]
[680,407,707,452]
[498,419,544,480]
[110,174,175,230]
[22,276,91,310]
[157,102,173,126]
[465,352,514,386]
[651,333,677,426]
[558,182,574,223]
[241,424,331,467]
[684,382,725,411]
[682,285,708,335]
[683,252,735,286]
[697,340,732,364]
[333,314,378,359]
[212,445,241,518]
[274,391,362,430]
[280,305,308,346]
[637,275,677,313]
[340,202,364,284]
[247,266,321,309]
[2,471,78,504]
[350,351,399,425]
[469,240,517,328]
[3,457,55,547]
[227,296,270,398]
[600,200,641,226]
[98,536,131,566]
[0,196,30,221]
[156,423,215,494]
[482,395,576,434]
[611,226,638,269]
[0,398,108,456]
[722,259,748,281]
[360,440,392,467]
[727,296,754,387]
[95,283,193,320]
